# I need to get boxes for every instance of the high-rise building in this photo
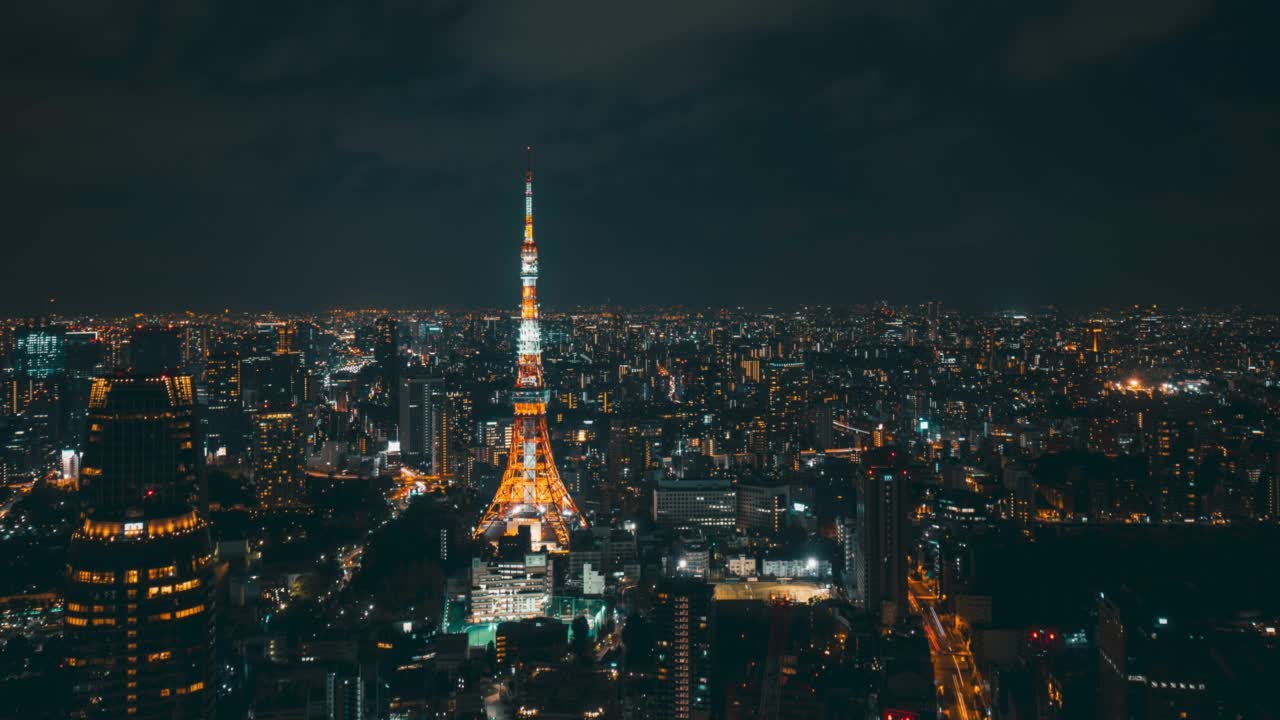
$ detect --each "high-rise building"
[15,326,65,380]
[78,375,205,512]
[180,325,209,369]
[325,670,364,720]
[375,316,399,400]
[857,465,908,625]
[65,375,215,719]
[398,375,449,476]
[127,325,183,375]
[653,479,737,531]
[204,350,242,456]
[653,578,712,720]
[1099,590,1216,719]
[253,406,305,509]
[736,481,788,534]
[475,149,585,551]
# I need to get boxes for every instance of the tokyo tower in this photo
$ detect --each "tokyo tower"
[474,148,586,551]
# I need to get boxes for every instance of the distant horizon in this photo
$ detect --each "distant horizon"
[5,299,1279,321]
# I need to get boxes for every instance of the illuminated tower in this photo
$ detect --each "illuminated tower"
[475,148,585,551]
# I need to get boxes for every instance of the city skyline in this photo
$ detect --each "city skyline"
[4,4,1280,719]
[5,2,1279,314]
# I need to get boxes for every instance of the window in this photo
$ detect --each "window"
[173,604,204,619]
[75,570,115,584]
[147,650,172,663]
[148,565,177,580]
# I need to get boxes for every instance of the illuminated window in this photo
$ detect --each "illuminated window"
[125,570,139,584]
[188,681,204,692]
[148,565,177,580]
[75,570,116,584]
[160,689,171,697]
[66,617,87,627]
[147,650,172,662]
[173,604,204,619]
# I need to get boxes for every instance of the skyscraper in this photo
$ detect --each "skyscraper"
[653,578,712,720]
[127,325,183,375]
[253,405,305,508]
[65,375,215,719]
[14,326,65,380]
[398,375,449,476]
[475,149,585,551]
[375,316,399,401]
[857,464,908,625]
[204,350,243,456]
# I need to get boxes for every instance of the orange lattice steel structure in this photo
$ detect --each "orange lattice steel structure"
[475,149,586,551]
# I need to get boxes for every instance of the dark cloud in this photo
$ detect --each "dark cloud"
[1010,0,1212,77]
[0,0,1277,314]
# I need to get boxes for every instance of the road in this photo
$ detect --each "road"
[908,578,988,720]
[0,481,35,522]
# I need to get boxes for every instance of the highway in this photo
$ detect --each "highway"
[908,578,988,720]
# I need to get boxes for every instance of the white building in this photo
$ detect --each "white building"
[725,554,758,577]
[583,562,605,596]
[468,553,551,624]
[762,557,831,579]
[653,479,737,530]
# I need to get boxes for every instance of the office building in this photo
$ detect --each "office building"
[1099,590,1216,719]
[65,375,215,719]
[375,316,398,399]
[736,482,789,534]
[652,479,736,531]
[398,375,449,476]
[127,325,182,375]
[253,406,305,509]
[14,326,65,380]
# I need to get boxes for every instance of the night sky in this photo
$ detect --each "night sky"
[4,1,1277,314]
